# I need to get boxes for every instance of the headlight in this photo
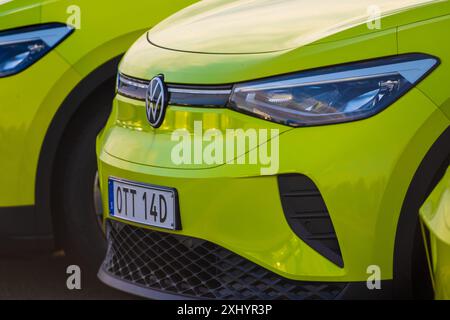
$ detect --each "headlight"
[0,23,73,78]
[228,54,439,127]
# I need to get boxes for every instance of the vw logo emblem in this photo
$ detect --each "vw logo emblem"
[146,75,168,128]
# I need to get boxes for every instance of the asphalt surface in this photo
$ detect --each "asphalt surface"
[0,253,136,300]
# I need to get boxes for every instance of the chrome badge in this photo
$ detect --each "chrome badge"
[146,75,168,128]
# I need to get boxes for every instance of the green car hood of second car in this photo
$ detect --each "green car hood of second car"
[147,0,448,54]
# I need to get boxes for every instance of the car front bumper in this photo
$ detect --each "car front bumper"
[97,83,448,299]
[98,219,395,300]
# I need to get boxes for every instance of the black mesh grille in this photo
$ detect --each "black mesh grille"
[278,174,344,267]
[102,220,346,300]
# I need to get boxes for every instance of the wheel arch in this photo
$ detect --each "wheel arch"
[393,125,450,298]
[34,55,122,243]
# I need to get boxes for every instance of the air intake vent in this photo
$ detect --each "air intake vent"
[278,174,344,267]
[101,220,347,300]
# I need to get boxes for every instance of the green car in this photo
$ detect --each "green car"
[0,0,197,268]
[420,167,450,300]
[97,0,450,299]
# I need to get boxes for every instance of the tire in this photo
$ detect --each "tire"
[54,81,114,274]
[411,223,433,300]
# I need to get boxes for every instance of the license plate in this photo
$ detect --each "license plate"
[108,178,180,230]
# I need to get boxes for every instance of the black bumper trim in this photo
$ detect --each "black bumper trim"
[98,268,196,300]
[99,266,394,300]
[99,221,394,300]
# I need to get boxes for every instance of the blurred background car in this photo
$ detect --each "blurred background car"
[0,0,197,271]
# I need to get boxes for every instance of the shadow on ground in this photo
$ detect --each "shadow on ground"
[0,253,137,300]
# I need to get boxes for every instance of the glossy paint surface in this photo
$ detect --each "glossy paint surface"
[421,168,450,300]
[0,0,198,207]
[148,0,447,54]
[98,1,450,281]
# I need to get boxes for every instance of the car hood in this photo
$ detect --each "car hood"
[148,0,443,54]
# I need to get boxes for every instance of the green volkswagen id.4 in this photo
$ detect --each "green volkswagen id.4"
[97,0,450,299]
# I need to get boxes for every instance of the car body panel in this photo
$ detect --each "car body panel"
[0,51,78,206]
[0,0,42,30]
[0,0,198,207]
[102,95,289,170]
[40,1,199,76]
[398,14,450,119]
[148,0,448,54]
[121,28,398,84]
[420,168,450,300]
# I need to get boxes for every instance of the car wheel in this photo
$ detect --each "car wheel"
[60,124,106,274]
[54,84,113,275]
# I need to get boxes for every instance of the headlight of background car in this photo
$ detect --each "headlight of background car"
[228,54,438,127]
[0,23,73,78]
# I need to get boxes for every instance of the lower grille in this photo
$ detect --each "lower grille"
[101,220,347,300]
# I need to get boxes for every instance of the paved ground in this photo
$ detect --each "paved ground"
[0,253,136,300]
